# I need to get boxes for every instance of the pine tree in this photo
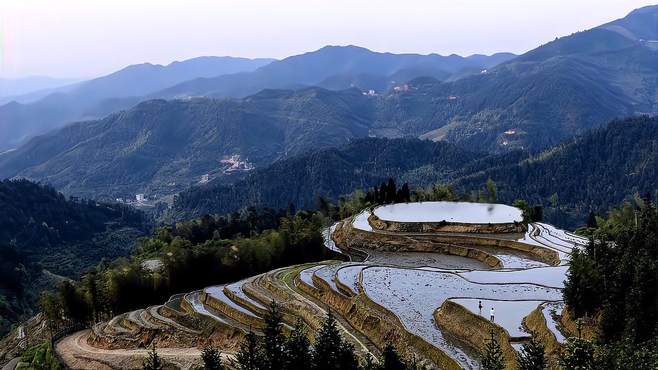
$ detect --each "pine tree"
[312,311,345,370]
[586,211,597,228]
[386,178,397,203]
[517,335,546,370]
[285,319,311,370]
[396,183,410,203]
[201,346,223,370]
[560,337,595,370]
[485,178,497,203]
[263,301,286,370]
[482,330,505,370]
[381,342,406,370]
[233,331,266,370]
[360,354,379,370]
[336,341,359,370]
[143,344,164,370]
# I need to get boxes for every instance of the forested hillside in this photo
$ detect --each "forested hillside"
[169,138,479,220]
[0,56,274,151]
[172,116,657,227]
[0,179,148,276]
[0,88,373,200]
[0,180,148,335]
[454,115,658,226]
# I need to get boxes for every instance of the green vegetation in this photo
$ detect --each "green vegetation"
[516,336,546,370]
[172,116,657,229]
[560,335,596,370]
[39,208,337,326]
[0,179,147,336]
[562,196,657,369]
[0,179,147,276]
[16,342,62,370]
[481,331,505,370]
[172,137,478,221]
[143,344,164,370]
[201,346,223,370]
[456,116,658,227]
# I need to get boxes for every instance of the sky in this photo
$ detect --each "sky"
[0,0,655,79]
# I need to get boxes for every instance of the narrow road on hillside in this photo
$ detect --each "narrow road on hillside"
[55,330,210,369]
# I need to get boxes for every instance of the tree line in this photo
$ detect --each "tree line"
[561,194,657,369]
[39,209,339,328]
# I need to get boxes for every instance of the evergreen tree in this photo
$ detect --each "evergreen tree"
[83,271,102,322]
[481,331,505,370]
[395,183,411,203]
[233,331,266,370]
[360,355,378,370]
[143,344,164,370]
[336,341,359,370]
[201,346,223,370]
[263,302,286,370]
[285,319,311,370]
[560,337,595,370]
[485,178,497,203]
[59,280,90,323]
[381,342,406,370]
[312,311,345,370]
[517,335,546,370]
[586,211,597,228]
[385,179,397,204]
[563,249,602,317]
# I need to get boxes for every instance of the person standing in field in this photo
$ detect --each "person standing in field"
[490,307,495,322]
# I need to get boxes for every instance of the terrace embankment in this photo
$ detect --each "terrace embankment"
[559,307,599,340]
[201,290,265,330]
[434,300,517,370]
[296,264,459,369]
[368,213,526,234]
[524,306,562,369]
[334,219,559,266]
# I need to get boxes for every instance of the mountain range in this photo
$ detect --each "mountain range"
[0,48,516,152]
[151,46,515,99]
[0,5,655,207]
[0,56,275,150]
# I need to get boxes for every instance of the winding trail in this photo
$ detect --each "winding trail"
[55,330,207,370]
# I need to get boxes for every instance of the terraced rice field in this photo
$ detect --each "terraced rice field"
[59,202,582,370]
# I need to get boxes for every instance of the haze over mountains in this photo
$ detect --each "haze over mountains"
[0,76,81,102]
[0,48,514,151]
[0,56,274,150]
[0,5,656,211]
[151,46,516,99]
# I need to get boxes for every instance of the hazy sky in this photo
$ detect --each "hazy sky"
[0,0,654,79]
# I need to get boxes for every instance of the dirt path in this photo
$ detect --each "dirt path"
[1,358,19,370]
[55,330,214,369]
